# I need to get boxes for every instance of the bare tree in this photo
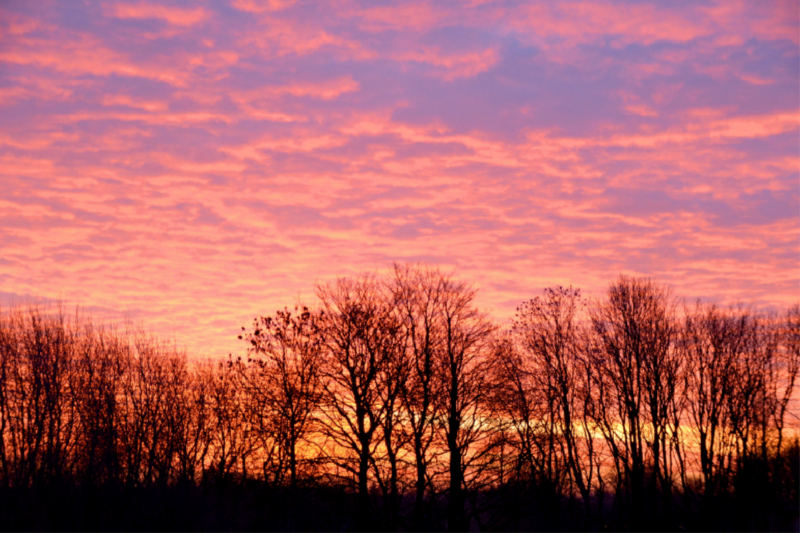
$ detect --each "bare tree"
[371,313,412,531]
[0,305,78,488]
[72,322,125,486]
[511,287,597,509]
[589,276,679,525]
[238,305,323,488]
[315,275,401,531]
[115,330,188,486]
[390,263,446,529]
[203,359,254,483]
[434,275,496,532]
[680,303,752,505]
[174,360,213,485]
[774,305,800,457]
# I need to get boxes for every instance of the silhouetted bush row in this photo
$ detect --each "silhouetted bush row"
[0,265,797,531]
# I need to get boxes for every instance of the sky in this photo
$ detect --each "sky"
[0,0,798,358]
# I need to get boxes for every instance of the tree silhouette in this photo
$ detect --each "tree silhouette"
[390,263,447,530]
[510,287,599,516]
[238,306,322,488]
[0,270,797,531]
[589,276,680,527]
[433,274,496,532]
[315,275,402,531]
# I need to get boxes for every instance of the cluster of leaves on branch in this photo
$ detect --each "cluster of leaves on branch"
[0,264,797,531]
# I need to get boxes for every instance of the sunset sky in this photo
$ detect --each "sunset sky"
[1,0,798,358]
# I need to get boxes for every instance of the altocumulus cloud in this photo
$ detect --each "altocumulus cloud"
[0,0,797,357]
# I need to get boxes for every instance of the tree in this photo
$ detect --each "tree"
[72,322,126,486]
[589,276,679,526]
[315,275,402,531]
[680,303,750,508]
[238,306,323,488]
[775,305,800,457]
[434,274,496,532]
[511,287,596,510]
[390,263,446,529]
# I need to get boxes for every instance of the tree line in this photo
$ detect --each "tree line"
[0,264,797,531]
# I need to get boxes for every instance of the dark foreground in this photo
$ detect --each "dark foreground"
[1,468,797,532]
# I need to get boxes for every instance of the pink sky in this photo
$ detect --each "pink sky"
[1,0,798,358]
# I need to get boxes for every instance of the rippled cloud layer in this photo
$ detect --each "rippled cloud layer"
[1,0,797,356]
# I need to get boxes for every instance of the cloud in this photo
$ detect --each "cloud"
[230,0,296,14]
[104,2,210,27]
[0,0,796,358]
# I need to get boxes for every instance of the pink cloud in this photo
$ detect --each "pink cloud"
[504,1,711,49]
[0,35,191,85]
[104,2,210,27]
[394,46,500,80]
[702,0,799,45]
[352,2,447,32]
[233,12,373,59]
[230,0,296,13]
[0,0,796,361]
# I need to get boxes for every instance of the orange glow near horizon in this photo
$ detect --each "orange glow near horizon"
[0,0,798,359]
